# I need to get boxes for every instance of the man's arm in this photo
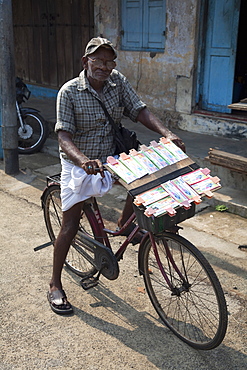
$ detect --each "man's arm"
[58,130,104,176]
[136,107,186,152]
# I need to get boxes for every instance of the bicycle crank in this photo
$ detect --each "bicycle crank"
[75,230,119,280]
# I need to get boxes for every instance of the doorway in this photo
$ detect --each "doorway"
[233,0,247,104]
[200,0,241,113]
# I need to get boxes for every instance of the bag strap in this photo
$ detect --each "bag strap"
[96,98,122,135]
[95,97,129,153]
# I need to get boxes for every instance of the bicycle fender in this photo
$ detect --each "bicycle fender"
[20,107,40,114]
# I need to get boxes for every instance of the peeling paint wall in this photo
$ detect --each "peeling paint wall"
[93,0,247,139]
[94,0,198,119]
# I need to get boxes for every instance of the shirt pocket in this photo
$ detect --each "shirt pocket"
[110,106,125,124]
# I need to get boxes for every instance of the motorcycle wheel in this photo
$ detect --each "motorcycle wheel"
[18,112,49,154]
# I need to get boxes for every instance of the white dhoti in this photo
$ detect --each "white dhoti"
[60,157,113,212]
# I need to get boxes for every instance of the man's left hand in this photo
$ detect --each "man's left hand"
[167,133,186,153]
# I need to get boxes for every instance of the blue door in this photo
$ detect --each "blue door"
[202,0,241,113]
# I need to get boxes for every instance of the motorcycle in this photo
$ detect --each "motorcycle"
[16,77,49,154]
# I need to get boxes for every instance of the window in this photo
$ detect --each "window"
[121,0,166,52]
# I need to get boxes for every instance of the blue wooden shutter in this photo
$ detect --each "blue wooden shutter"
[143,0,166,50]
[122,0,143,50]
[122,0,166,51]
[202,0,241,113]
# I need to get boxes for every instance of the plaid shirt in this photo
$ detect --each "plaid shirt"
[55,69,146,163]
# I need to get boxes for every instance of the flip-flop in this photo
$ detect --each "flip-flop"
[47,289,74,315]
[116,223,146,245]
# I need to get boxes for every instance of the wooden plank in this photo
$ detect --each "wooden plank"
[13,0,31,81]
[227,102,247,111]
[47,0,58,87]
[208,148,247,173]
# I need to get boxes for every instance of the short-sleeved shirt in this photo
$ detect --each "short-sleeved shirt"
[55,69,146,163]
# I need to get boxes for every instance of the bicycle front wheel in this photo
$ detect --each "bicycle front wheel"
[42,184,98,277]
[141,233,228,350]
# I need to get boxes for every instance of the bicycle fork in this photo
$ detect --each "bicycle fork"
[148,233,191,296]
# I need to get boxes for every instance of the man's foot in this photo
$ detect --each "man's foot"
[47,289,74,315]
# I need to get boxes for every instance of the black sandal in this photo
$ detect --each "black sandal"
[47,289,74,315]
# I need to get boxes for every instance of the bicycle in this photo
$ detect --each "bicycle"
[40,173,228,350]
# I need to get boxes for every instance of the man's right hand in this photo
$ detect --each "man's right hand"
[82,159,105,177]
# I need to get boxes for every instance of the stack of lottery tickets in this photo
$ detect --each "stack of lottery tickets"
[134,168,221,218]
[106,137,188,184]
[106,137,221,219]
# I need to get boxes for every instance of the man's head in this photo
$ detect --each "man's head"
[82,37,117,83]
[83,37,117,59]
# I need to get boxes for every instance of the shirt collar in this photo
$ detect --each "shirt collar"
[77,70,116,93]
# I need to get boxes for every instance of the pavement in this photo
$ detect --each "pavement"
[1,97,247,369]
[14,95,247,218]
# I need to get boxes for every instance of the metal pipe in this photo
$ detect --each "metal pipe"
[0,0,19,174]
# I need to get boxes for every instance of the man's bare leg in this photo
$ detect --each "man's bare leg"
[50,201,83,292]
[117,193,134,228]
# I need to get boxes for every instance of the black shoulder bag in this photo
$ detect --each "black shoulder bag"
[97,99,140,155]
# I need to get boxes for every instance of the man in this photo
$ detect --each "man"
[47,37,185,315]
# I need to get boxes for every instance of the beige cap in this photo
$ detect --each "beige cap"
[84,37,117,58]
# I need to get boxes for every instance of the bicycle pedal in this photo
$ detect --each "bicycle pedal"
[80,276,99,290]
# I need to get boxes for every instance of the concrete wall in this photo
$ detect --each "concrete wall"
[94,0,199,120]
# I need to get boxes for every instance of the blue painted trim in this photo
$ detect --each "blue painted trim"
[0,125,3,159]
[26,84,58,99]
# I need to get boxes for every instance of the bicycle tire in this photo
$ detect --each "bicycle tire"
[141,232,228,350]
[42,184,98,277]
[18,112,48,154]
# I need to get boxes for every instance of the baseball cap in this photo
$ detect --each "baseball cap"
[84,37,117,58]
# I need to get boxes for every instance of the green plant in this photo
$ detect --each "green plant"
[215,204,228,212]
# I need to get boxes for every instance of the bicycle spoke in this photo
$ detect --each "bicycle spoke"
[142,233,228,349]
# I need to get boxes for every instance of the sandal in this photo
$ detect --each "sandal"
[116,223,146,245]
[47,289,74,315]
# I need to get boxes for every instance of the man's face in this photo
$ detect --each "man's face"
[84,47,116,82]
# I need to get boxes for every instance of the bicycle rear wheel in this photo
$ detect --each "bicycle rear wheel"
[141,233,228,350]
[42,184,98,277]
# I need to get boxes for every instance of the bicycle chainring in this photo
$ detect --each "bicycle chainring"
[95,248,119,280]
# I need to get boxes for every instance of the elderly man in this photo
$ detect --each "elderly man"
[47,36,185,314]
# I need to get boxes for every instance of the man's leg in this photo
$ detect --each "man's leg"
[117,193,134,228]
[49,201,83,292]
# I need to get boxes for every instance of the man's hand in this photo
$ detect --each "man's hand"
[82,159,105,177]
[166,132,186,153]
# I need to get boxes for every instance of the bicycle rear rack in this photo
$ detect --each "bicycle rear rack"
[46,173,61,186]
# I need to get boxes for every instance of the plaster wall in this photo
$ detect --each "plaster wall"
[94,0,198,119]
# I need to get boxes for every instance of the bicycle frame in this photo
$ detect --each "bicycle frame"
[83,197,189,291]
[40,175,191,291]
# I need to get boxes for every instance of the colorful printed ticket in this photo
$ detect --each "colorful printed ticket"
[134,185,169,206]
[162,180,191,209]
[140,145,169,169]
[106,156,138,184]
[150,141,178,165]
[182,168,210,185]
[191,177,221,197]
[144,196,180,217]
[171,177,201,204]
[119,153,148,178]
[129,149,159,174]
[160,137,188,161]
